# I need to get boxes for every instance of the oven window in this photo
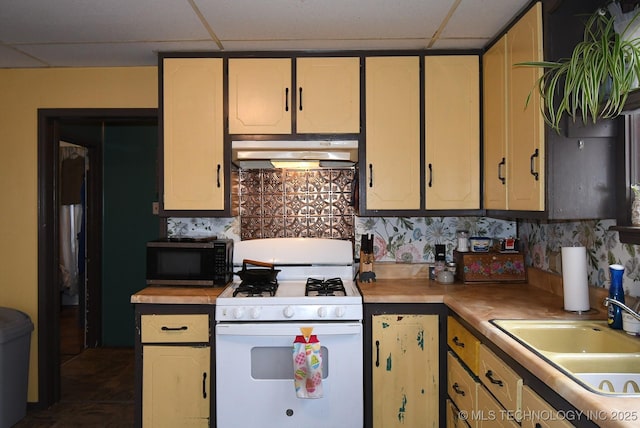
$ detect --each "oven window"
[251,347,329,379]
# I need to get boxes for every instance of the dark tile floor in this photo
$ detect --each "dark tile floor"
[14,307,135,427]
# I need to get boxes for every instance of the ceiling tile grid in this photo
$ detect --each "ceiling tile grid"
[0,0,531,68]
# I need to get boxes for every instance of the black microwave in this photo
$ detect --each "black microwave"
[146,238,234,286]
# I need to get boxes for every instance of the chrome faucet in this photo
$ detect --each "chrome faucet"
[603,298,640,321]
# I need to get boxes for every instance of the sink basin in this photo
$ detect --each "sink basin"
[491,320,640,353]
[491,319,640,396]
[551,354,640,395]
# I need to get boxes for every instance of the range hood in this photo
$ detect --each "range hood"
[232,140,358,169]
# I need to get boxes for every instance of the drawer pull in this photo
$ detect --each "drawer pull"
[161,325,188,331]
[485,370,504,387]
[452,382,466,396]
[202,372,207,399]
[452,336,465,348]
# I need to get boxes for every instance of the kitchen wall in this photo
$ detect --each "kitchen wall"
[170,213,640,300]
[0,66,157,401]
[519,219,640,297]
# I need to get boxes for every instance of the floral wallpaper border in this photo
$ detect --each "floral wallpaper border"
[519,219,640,297]
[166,216,640,298]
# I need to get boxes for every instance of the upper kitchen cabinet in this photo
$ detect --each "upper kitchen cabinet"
[296,57,360,133]
[161,57,229,214]
[506,2,544,212]
[483,3,544,212]
[484,0,620,219]
[228,58,292,134]
[364,56,421,212]
[424,55,479,210]
[228,57,360,135]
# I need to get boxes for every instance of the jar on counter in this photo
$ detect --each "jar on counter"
[456,230,469,252]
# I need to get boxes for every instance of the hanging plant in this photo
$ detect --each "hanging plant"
[519,4,640,133]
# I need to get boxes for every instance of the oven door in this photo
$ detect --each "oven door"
[215,322,363,428]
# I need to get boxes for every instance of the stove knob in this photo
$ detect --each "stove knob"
[232,307,245,319]
[249,307,261,319]
[335,306,346,318]
[317,307,328,318]
[283,306,295,318]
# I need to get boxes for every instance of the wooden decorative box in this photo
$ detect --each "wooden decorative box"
[453,250,526,283]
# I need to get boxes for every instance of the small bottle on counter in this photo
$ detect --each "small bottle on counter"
[607,264,625,329]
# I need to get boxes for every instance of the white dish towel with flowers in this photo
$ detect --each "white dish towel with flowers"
[293,332,323,398]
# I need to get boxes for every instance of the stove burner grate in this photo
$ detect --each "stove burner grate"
[233,280,278,297]
[305,277,346,296]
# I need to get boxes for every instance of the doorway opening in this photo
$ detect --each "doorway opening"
[38,108,158,407]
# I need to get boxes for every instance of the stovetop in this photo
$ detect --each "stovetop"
[215,237,362,322]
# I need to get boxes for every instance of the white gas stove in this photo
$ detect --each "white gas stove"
[215,238,362,322]
[215,238,364,428]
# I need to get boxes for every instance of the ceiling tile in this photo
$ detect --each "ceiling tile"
[18,41,221,68]
[0,0,210,43]
[197,0,453,43]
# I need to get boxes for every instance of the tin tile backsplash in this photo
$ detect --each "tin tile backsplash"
[238,168,356,240]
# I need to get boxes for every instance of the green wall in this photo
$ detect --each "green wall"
[102,124,158,346]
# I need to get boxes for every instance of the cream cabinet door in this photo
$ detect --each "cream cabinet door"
[296,57,360,133]
[372,314,439,428]
[228,58,292,134]
[483,35,508,210]
[142,345,210,427]
[507,2,544,211]
[163,58,224,211]
[365,56,421,210]
[521,386,575,428]
[425,55,479,209]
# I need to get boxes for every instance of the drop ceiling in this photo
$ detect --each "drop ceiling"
[0,0,532,68]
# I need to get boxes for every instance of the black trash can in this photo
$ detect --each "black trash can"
[0,307,34,428]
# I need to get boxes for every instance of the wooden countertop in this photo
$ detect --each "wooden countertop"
[359,278,638,428]
[130,285,226,304]
[131,273,639,427]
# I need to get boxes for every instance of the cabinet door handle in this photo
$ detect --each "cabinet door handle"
[161,325,188,331]
[530,148,539,181]
[375,340,380,367]
[202,372,207,399]
[535,424,542,428]
[216,164,221,188]
[485,370,504,387]
[452,336,465,348]
[452,382,466,396]
[428,163,433,187]
[498,157,506,184]
[369,164,373,188]
[285,87,289,112]
[299,87,303,111]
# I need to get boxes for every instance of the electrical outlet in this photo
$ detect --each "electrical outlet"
[152,201,159,215]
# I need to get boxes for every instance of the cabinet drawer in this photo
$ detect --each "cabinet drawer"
[479,345,522,418]
[448,316,480,375]
[448,352,479,419]
[446,398,470,428]
[477,386,519,428]
[141,314,209,343]
[521,385,575,428]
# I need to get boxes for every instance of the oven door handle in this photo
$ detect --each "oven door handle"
[216,322,362,336]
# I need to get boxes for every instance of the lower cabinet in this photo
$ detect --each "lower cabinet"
[134,305,214,428]
[447,314,576,428]
[365,304,447,428]
[521,385,575,428]
[142,346,210,427]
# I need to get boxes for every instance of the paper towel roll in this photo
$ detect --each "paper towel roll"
[561,246,590,312]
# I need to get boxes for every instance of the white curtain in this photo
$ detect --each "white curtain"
[59,145,86,296]
[59,203,83,295]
